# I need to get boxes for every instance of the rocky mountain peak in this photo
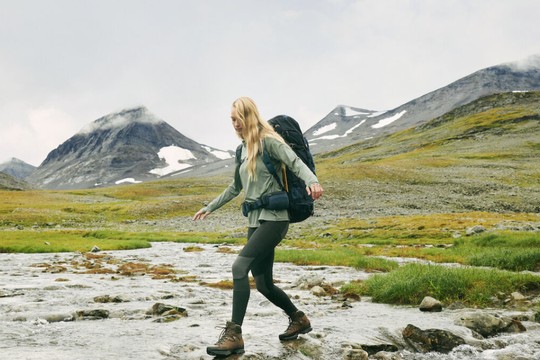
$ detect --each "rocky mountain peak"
[28,107,232,189]
[0,157,36,180]
[77,106,161,135]
[305,55,540,154]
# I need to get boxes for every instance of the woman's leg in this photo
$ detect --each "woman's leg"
[251,245,297,316]
[230,221,294,325]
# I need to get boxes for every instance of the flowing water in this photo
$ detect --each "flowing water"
[1,242,539,360]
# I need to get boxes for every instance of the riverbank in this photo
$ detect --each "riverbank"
[2,242,540,360]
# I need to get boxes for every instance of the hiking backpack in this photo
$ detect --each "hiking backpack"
[267,115,316,222]
[235,115,316,223]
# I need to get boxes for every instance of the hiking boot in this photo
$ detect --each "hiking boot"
[206,321,245,356]
[279,311,312,340]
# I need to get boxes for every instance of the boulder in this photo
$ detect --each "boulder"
[402,324,465,353]
[311,286,327,297]
[343,348,369,360]
[43,313,74,323]
[294,274,325,290]
[75,309,110,320]
[94,294,127,303]
[148,302,187,322]
[455,313,526,337]
[466,225,486,235]
[419,296,443,312]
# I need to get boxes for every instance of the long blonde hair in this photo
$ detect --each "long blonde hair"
[232,97,284,179]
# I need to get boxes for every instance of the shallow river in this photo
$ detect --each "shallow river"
[1,242,539,359]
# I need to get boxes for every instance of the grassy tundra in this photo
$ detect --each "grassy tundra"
[1,91,539,308]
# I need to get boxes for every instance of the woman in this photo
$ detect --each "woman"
[193,97,323,356]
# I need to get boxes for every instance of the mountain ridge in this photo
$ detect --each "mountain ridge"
[28,107,233,189]
[314,90,540,215]
[305,56,540,154]
[0,158,36,180]
[9,56,540,189]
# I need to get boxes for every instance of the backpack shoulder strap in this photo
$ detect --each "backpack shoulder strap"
[235,144,243,164]
[262,143,286,191]
[234,144,243,185]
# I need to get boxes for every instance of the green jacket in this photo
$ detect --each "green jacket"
[203,137,319,227]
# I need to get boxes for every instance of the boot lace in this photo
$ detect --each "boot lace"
[215,325,235,345]
[285,316,298,332]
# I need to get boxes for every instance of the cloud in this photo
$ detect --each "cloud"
[1,1,540,166]
[77,107,162,135]
[22,107,78,165]
[506,54,540,71]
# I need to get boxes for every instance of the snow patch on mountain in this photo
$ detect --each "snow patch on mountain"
[371,110,407,129]
[201,146,232,160]
[115,178,143,185]
[312,123,337,136]
[149,145,196,176]
[311,121,365,142]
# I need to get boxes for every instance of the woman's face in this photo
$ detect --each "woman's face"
[231,107,243,136]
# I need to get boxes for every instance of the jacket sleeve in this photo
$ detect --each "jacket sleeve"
[266,137,319,186]
[204,169,243,213]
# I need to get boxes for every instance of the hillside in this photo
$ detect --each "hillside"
[306,56,540,154]
[0,158,36,180]
[0,93,537,237]
[0,172,30,190]
[314,91,540,218]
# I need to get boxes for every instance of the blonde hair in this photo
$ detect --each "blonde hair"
[232,97,284,179]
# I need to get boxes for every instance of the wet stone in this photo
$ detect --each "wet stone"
[94,294,127,303]
[419,296,443,312]
[359,344,399,355]
[402,324,466,354]
[343,348,369,360]
[456,313,527,337]
[44,313,74,323]
[148,302,187,322]
[75,309,110,320]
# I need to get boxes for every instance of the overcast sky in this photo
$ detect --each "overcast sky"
[1,0,539,166]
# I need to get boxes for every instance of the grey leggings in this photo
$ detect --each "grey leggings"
[231,221,298,326]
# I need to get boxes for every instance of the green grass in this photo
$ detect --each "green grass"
[275,247,398,272]
[0,229,245,253]
[456,232,540,271]
[315,92,540,188]
[0,177,234,227]
[352,263,540,307]
[0,230,151,253]
[1,90,539,311]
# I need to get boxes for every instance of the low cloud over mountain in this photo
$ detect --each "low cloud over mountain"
[28,107,232,189]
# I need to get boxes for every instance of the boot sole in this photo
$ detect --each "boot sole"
[206,347,245,356]
[279,326,313,341]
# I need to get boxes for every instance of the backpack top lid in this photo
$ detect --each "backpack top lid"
[268,115,303,135]
[268,115,315,174]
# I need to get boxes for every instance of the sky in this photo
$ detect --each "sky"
[1,0,539,166]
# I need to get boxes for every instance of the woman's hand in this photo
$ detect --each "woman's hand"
[193,208,211,221]
[306,183,324,201]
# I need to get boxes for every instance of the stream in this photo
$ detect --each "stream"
[1,242,539,359]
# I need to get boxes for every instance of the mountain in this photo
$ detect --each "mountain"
[28,107,233,190]
[305,55,540,153]
[0,158,36,180]
[0,171,31,190]
[315,90,540,215]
